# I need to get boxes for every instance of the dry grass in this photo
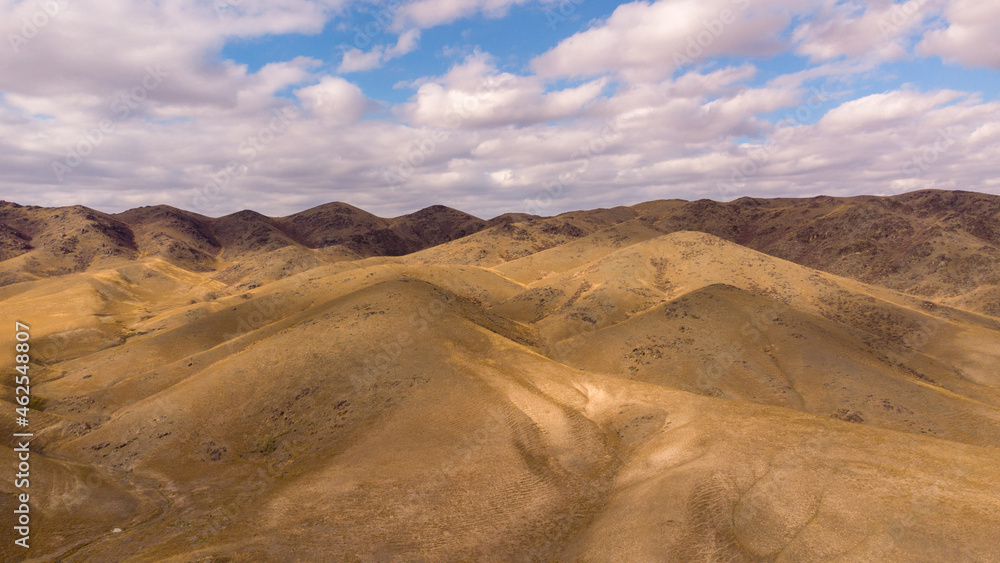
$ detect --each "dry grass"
[1,194,999,561]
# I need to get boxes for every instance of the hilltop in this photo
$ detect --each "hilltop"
[1,190,999,561]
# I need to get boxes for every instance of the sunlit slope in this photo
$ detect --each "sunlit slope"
[0,444,151,562]
[630,192,1000,317]
[401,215,619,267]
[31,261,524,421]
[0,259,227,363]
[556,283,1000,447]
[2,209,999,562]
[490,231,1000,442]
[558,379,1000,562]
[40,279,581,561]
[493,219,665,285]
[28,277,1000,562]
[493,232,1000,382]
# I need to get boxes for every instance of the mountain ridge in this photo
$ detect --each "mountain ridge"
[2,199,1000,560]
[3,189,998,317]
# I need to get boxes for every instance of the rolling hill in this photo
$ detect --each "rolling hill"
[1,190,999,561]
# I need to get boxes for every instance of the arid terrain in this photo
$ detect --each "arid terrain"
[2,189,1000,561]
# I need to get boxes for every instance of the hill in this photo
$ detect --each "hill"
[1,190,1000,561]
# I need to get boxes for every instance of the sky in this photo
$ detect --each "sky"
[0,0,998,219]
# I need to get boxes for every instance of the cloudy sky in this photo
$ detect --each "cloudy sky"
[1,0,998,218]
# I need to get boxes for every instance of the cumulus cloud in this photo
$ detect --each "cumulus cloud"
[816,88,963,133]
[792,0,946,62]
[390,0,541,31]
[530,0,788,82]
[338,28,421,72]
[400,52,609,128]
[295,76,373,123]
[0,0,338,119]
[917,0,1000,68]
[0,0,997,220]
[530,0,970,83]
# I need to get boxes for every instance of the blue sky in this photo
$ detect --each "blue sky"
[221,1,614,104]
[0,0,998,218]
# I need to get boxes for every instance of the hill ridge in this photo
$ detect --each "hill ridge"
[3,191,1000,560]
[1,189,998,316]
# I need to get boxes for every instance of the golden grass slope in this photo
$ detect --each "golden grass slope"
[1,200,999,561]
[492,231,1000,442]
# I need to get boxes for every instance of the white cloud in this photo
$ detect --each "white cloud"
[295,76,373,124]
[0,0,997,221]
[530,0,789,82]
[0,0,340,114]
[338,28,421,72]
[529,0,979,85]
[817,89,962,134]
[791,0,946,62]
[400,52,608,128]
[391,0,540,31]
[918,0,1000,68]
[338,48,386,73]
[3,69,999,219]
[388,28,421,57]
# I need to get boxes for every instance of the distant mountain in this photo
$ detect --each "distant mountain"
[5,195,1000,560]
[0,201,490,288]
[4,190,1000,561]
[1,190,997,315]
[631,191,1000,316]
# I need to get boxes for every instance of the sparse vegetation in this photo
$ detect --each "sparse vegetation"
[255,437,277,455]
[3,194,1000,561]
[27,395,47,411]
